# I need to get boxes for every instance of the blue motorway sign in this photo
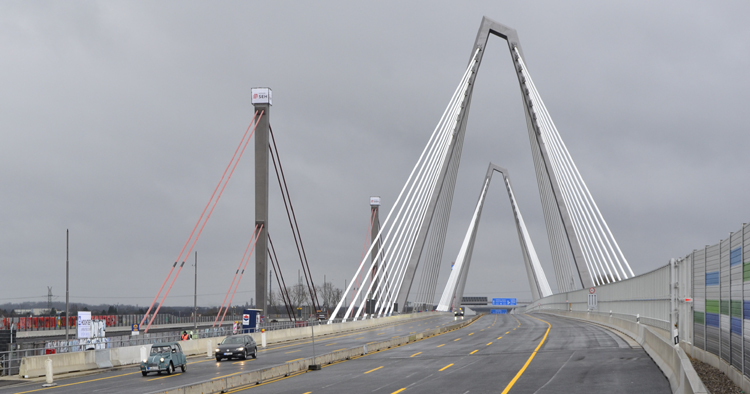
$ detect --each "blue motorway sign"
[492,298,517,306]
[490,309,507,314]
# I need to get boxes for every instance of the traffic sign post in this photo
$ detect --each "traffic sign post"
[492,298,517,306]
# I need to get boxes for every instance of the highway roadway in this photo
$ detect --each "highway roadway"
[0,313,456,394]
[220,313,672,394]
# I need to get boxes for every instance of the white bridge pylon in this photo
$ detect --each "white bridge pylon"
[437,164,552,312]
[330,17,634,322]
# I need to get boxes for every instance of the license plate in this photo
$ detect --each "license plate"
[148,367,159,371]
[224,352,232,355]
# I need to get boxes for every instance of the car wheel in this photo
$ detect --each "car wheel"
[242,350,247,360]
[166,362,173,375]
[252,347,257,359]
[181,363,186,373]
[216,356,222,362]
[141,371,148,377]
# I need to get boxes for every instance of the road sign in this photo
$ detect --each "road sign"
[492,298,517,306]
[588,287,596,294]
[490,309,507,314]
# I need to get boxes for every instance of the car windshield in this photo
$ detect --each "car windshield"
[221,336,245,345]
[151,346,171,355]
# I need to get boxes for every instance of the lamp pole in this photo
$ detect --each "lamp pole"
[65,229,69,343]
[194,251,197,331]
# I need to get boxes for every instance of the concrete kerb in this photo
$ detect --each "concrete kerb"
[147,314,483,394]
[537,311,706,394]
[17,312,440,378]
[682,341,750,394]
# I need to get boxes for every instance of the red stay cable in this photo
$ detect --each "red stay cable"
[350,208,376,318]
[213,224,259,327]
[145,110,264,333]
[219,224,263,326]
[140,111,259,328]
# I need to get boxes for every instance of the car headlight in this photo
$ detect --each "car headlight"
[142,359,146,364]
[160,357,165,363]
[238,347,244,351]
[215,348,220,352]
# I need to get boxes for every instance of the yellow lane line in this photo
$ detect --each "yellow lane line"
[303,392,311,394]
[468,333,474,336]
[232,359,256,364]
[497,336,503,339]
[287,358,304,362]
[487,342,493,346]
[470,350,478,355]
[376,332,385,335]
[324,342,337,346]
[364,366,384,374]
[333,348,347,352]
[355,337,365,340]
[453,338,461,341]
[410,352,422,357]
[439,363,454,371]
[285,349,301,354]
[437,344,445,347]
[392,389,406,394]
[147,373,180,381]
[505,331,510,334]
[13,371,138,393]
[500,315,551,394]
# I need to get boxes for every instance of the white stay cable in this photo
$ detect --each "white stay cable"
[515,48,632,280]
[505,177,553,296]
[331,51,480,322]
[437,179,489,311]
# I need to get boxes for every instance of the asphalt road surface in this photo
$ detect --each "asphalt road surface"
[0,313,456,394]
[222,313,672,394]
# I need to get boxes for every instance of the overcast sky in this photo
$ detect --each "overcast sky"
[2,1,749,308]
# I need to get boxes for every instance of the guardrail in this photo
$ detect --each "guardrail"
[7,312,439,378]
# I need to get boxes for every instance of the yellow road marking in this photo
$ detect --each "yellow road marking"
[303,392,311,394]
[355,336,365,340]
[392,389,406,394]
[454,338,461,342]
[364,366,384,374]
[376,332,385,335]
[470,350,478,355]
[497,336,503,339]
[232,359,256,364]
[333,348,347,352]
[324,342,337,346]
[439,363,454,371]
[500,315,551,394]
[437,344,445,347]
[506,331,510,334]
[410,352,422,357]
[285,349,301,354]
[287,358,304,362]
[468,333,474,336]
[487,342,493,346]
[147,373,179,381]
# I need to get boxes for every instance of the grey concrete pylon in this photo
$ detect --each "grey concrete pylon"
[254,100,270,316]
[396,18,593,311]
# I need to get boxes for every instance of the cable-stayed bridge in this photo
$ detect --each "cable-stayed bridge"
[4,16,746,394]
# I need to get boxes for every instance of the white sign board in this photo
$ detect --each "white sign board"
[587,294,598,311]
[77,311,91,339]
[370,196,381,207]
[242,314,250,325]
[251,88,272,105]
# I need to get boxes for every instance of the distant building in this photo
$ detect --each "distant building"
[12,308,52,316]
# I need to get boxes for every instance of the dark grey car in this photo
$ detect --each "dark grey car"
[215,334,257,361]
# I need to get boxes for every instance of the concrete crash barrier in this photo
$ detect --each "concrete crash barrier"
[18,312,441,378]
[539,311,706,394]
[147,314,482,394]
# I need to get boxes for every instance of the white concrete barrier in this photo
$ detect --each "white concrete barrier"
[19,313,439,378]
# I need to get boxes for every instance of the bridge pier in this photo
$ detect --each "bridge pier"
[253,88,272,317]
